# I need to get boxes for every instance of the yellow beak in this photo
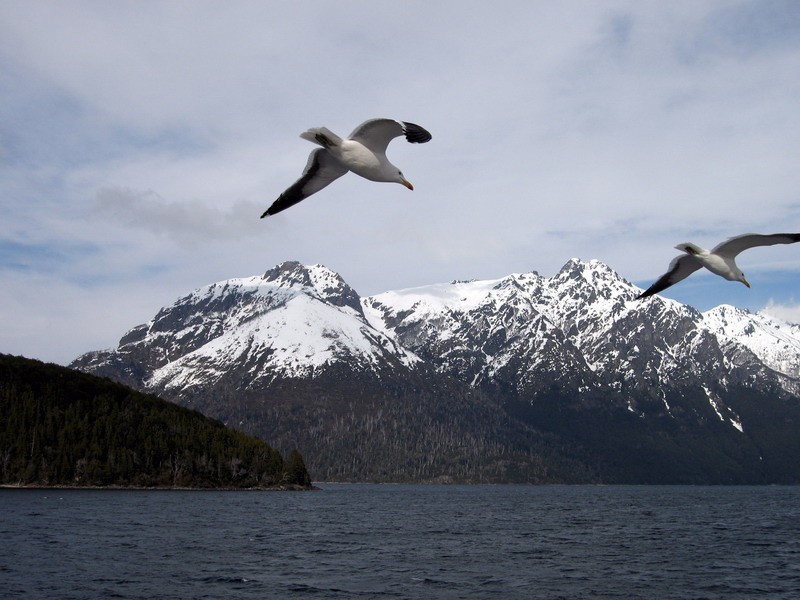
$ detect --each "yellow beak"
[401,179,414,190]
[742,278,750,288]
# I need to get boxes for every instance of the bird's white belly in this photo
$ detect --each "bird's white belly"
[337,141,387,181]
[698,254,737,280]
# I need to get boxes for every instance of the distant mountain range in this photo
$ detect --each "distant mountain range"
[72,260,800,483]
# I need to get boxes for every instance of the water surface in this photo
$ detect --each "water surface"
[2,485,799,599]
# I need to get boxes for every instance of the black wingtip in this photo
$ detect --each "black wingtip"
[635,286,660,300]
[401,121,432,144]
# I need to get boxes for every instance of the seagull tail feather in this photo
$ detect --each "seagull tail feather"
[300,127,342,149]
[675,242,702,256]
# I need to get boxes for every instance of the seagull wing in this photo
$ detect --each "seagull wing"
[348,119,432,154]
[260,149,348,218]
[637,254,703,299]
[712,233,800,257]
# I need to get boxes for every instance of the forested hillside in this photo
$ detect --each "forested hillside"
[0,354,311,489]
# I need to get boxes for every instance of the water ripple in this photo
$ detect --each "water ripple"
[2,485,799,599]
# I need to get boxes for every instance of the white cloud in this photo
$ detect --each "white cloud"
[762,299,800,325]
[2,1,800,364]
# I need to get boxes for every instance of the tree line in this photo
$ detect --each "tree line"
[0,354,311,489]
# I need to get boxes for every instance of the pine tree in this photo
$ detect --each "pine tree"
[0,354,313,489]
[285,448,311,486]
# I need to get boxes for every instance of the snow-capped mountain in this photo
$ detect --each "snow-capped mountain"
[72,259,800,483]
[701,304,800,391]
[364,258,799,417]
[73,261,419,395]
[364,268,598,400]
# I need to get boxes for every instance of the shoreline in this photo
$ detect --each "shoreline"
[0,483,320,492]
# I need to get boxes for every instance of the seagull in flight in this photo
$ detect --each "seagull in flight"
[637,233,800,299]
[260,118,432,218]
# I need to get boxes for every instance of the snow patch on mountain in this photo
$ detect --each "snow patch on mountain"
[703,383,744,432]
[363,269,593,393]
[149,291,405,390]
[702,305,800,381]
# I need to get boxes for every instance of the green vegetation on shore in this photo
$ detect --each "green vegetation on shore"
[0,354,311,489]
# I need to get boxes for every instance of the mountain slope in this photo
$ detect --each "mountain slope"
[701,304,800,394]
[364,259,798,419]
[363,259,800,482]
[74,261,418,395]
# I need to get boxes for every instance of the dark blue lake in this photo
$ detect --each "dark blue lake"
[2,484,799,599]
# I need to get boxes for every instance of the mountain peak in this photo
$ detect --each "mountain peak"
[558,257,624,279]
[263,261,362,315]
[704,304,752,320]
[551,257,635,303]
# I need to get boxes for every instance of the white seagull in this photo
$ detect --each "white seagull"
[637,233,800,299]
[261,118,432,218]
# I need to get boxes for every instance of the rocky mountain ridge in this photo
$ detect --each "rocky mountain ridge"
[365,258,799,412]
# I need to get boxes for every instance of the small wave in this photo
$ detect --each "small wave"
[199,575,256,585]
[286,583,398,597]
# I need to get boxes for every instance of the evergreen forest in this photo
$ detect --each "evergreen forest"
[0,354,312,489]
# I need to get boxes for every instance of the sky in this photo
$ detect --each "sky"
[1,0,799,366]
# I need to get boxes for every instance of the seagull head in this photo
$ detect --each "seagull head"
[735,270,750,288]
[396,170,413,190]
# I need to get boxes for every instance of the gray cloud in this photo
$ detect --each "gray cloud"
[94,187,263,245]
